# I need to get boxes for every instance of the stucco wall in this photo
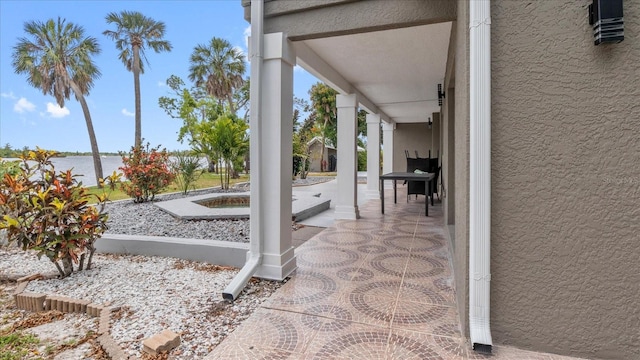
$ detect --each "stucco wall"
[453,0,470,341]
[490,1,640,358]
[392,123,433,172]
[443,21,457,227]
[307,141,335,173]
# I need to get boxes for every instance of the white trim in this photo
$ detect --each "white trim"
[365,113,381,199]
[469,0,493,350]
[307,136,336,150]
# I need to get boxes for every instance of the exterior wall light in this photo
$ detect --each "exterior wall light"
[437,84,445,106]
[589,0,624,45]
[427,117,432,130]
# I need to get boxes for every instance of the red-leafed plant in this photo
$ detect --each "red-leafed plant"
[119,142,174,203]
[0,148,112,278]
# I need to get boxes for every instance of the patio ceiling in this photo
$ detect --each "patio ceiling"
[294,21,452,124]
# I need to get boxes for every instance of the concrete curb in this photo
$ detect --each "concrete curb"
[96,234,249,269]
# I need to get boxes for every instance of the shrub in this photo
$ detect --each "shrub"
[119,142,174,203]
[170,151,202,195]
[0,159,21,179]
[357,149,367,172]
[0,148,109,278]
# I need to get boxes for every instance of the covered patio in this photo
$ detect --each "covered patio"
[219,1,640,358]
[208,186,582,359]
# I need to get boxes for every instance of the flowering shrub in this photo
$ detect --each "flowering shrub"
[119,143,174,203]
[0,148,110,277]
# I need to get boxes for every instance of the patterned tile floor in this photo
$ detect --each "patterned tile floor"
[206,186,586,360]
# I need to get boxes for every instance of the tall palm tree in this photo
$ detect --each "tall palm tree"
[188,37,245,115]
[12,17,104,183]
[103,11,172,148]
[309,83,337,172]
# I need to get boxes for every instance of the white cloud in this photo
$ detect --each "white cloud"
[122,108,134,117]
[157,81,165,87]
[294,65,305,73]
[46,102,70,118]
[1,91,17,99]
[233,45,248,63]
[14,97,36,113]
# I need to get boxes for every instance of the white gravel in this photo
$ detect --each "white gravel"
[1,247,283,359]
[105,188,251,242]
[0,181,333,358]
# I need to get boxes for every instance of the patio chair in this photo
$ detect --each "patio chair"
[406,157,430,201]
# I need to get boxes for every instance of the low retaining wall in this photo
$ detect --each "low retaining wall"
[96,234,249,268]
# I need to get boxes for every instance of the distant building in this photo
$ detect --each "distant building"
[306,137,336,172]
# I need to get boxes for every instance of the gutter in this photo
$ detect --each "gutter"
[223,0,264,301]
[469,0,493,353]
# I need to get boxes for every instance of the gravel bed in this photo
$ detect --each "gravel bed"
[105,188,250,242]
[105,176,334,241]
[0,178,332,357]
[0,247,283,359]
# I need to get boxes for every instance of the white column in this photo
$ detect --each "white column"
[252,32,296,280]
[334,93,359,219]
[382,122,395,174]
[365,113,381,199]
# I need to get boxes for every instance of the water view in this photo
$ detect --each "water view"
[5,156,125,187]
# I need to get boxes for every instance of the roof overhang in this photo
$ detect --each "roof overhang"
[293,22,452,125]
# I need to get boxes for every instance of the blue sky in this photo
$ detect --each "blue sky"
[0,0,317,153]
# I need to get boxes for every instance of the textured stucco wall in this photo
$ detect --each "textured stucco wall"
[490,1,640,359]
[443,21,457,227]
[453,0,470,340]
[244,0,456,40]
[443,90,456,226]
[392,123,432,172]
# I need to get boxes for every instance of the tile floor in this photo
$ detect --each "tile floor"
[206,186,586,359]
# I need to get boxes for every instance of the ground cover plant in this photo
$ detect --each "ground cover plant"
[0,149,110,277]
[170,151,202,195]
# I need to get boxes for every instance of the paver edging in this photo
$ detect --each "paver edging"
[11,273,138,359]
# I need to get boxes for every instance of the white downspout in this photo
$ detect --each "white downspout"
[469,0,493,353]
[223,0,263,301]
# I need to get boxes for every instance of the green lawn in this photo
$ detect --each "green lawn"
[87,171,250,202]
[87,171,338,202]
[0,332,43,360]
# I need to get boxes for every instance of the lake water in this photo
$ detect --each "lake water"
[5,156,125,187]
[4,155,210,187]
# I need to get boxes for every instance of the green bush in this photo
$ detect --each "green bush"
[0,149,109,278]
[171,151,202,195]
[357,149,367,172]
[119,142,175,203]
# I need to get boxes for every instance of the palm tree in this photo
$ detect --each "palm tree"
[103,11,172,148]
[12,17,103,183]
[309,83,337,172]
[188,37,245,115]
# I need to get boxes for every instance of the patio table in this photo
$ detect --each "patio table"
[379,172,435,216]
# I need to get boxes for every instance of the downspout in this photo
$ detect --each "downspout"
[223,0,264,301]
[469,0,493,353]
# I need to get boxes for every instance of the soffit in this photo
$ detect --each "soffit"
[300,22,451,123]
